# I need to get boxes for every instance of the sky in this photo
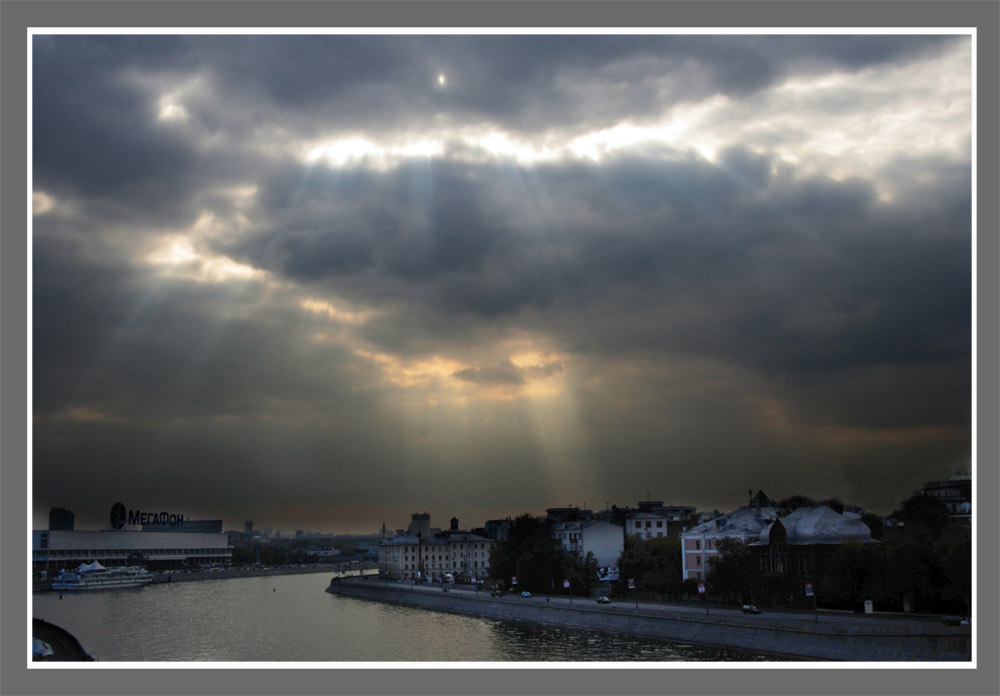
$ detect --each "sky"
[31,33,973,535]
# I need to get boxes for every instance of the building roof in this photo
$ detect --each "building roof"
[379,532,492,547]
[757,505,872,545]
[625,511,666,520]
[552,519,622,533]
[379,535,447,547]
[686,503,779,535]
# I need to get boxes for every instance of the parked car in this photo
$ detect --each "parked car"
[520,591,532,598]
[596,596,611,604]
[942,616,970,626]
[741,604,762,614]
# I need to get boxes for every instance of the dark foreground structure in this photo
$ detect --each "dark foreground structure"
[327,577,970,662]
[32,618,94,662]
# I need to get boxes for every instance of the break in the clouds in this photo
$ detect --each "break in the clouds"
[31,34,972,533]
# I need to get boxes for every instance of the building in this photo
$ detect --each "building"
[378,515,495,581]
[141,518,223,534]
[625,511,670,540]
[545,506,593,523]
[552,519,624,569]
[483,519,510,542]
[746,505,875,606]
[33,529,232,572]
[33,502,233,572]
[680,490,779,581]
[920,472,972,518]
[408,512,431,537]
[624,498,696,539]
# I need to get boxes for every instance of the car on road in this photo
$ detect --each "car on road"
[942,616,970,626]
[520,591,532,598]
[596,596,611,604]
[741,604,762,614]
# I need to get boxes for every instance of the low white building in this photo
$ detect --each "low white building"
[626,511,671,539]
[379,532,495,580]
[32,529,232,571]
[552,519,624,569]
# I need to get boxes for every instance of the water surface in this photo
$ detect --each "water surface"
[33,572,784,662]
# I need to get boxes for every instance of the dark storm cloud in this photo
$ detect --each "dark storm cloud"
[31,34,972,529]
[231,145,969,362]
[32,34,964,203]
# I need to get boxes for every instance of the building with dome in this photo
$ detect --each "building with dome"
[746,504,875,606]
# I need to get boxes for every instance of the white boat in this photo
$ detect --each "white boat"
[51,561,153,591]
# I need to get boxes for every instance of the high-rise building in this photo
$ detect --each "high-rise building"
[408,512,430,537]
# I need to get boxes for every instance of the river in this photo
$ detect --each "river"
[32,571,785,662]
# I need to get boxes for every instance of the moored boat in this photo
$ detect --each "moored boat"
[51,561,153,591]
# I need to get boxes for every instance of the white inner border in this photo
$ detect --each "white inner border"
[27,26,978,670]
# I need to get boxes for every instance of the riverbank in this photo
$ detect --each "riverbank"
[149,562,374,585]
[35,562,374,591]
[326,577,971,662]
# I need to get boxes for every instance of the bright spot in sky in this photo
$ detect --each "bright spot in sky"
[437,74,446,87]
[33,191,55,215]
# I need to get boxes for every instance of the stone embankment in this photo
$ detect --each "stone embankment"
[149,562,367,584]
[326,578,970,662]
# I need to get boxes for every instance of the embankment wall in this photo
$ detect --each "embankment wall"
[326,581,970,662]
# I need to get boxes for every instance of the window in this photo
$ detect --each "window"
[695,540,701,550]
[696,555,701,566]
[656,521,663,528]
[645,521,651,528]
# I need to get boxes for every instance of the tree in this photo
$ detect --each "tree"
[861,512,884,540]
[487,513,564,593]
[889,493,951,540]
[616,535,682,596]
[561,551,600,596]
[935,523,971,613]
[776,495,816,516]
[819,541,888,606]
[706,538,753,602]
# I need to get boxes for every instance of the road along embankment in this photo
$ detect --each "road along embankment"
[326,579,970,662]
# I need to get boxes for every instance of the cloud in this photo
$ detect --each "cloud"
[31,34,972,530]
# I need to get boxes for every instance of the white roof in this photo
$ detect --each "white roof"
[758,505,872,545]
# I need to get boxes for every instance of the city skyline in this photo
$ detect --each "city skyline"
[32,33,973,535]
